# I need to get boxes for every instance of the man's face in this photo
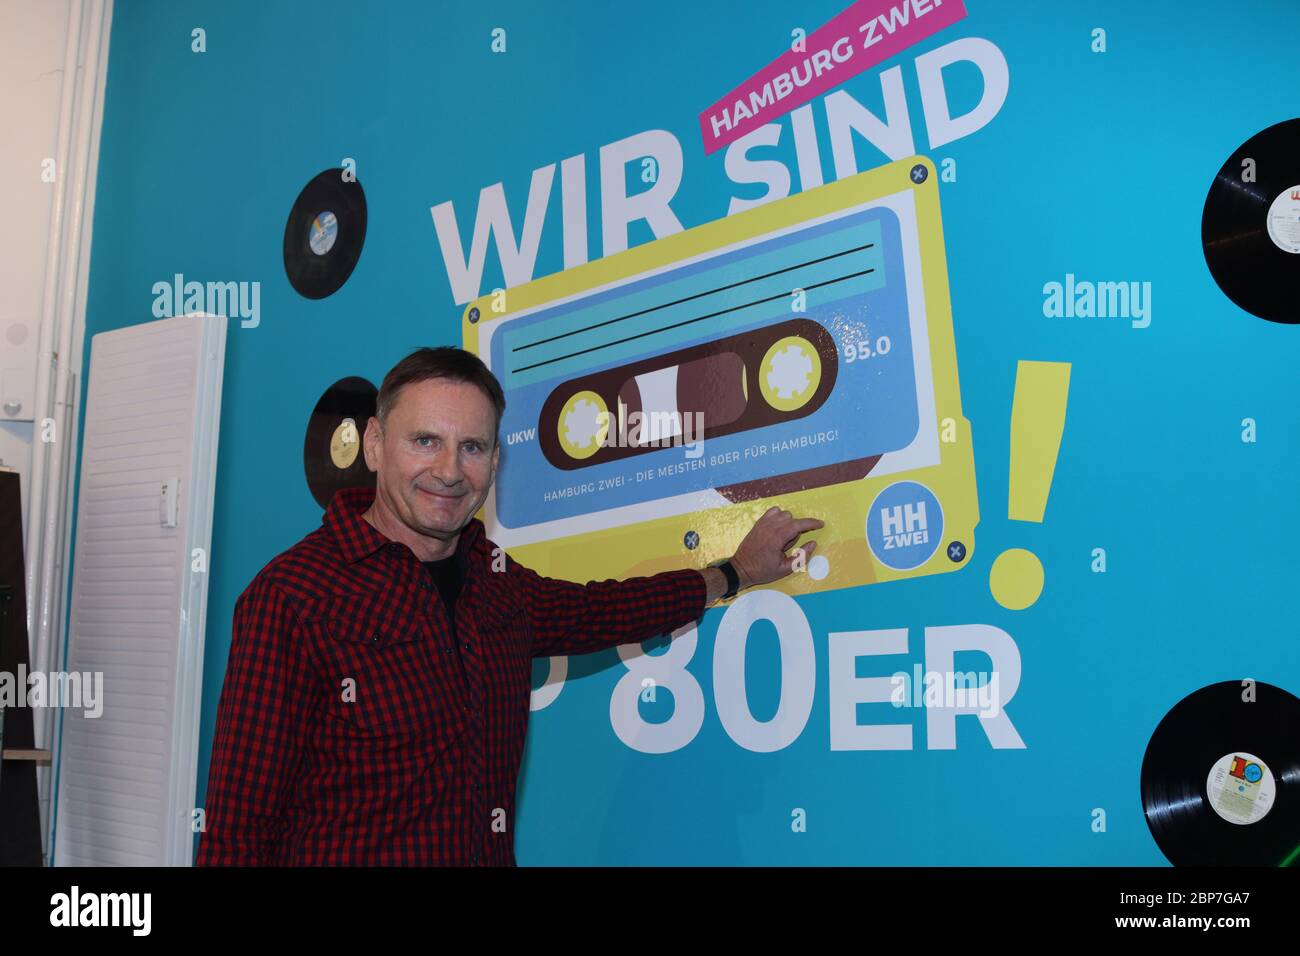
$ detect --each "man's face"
[363,377,499,545]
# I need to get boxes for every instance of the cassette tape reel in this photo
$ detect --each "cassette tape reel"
[464,156,978,594]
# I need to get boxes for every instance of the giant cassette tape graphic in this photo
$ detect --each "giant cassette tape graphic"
[463,155,977,594]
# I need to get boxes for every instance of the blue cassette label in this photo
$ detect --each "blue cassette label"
[490,204,921,528]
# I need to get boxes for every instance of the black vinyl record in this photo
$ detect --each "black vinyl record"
[283,169,367,299]
[304,376,377,508]
[1202,118,1300,323]
[1141,680,1300,866]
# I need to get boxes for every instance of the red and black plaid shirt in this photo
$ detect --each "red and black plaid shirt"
[197,485,707,866]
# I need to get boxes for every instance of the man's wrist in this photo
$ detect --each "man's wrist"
[714,557,741,598]
[699,566,725,606]
[702,557,745,606]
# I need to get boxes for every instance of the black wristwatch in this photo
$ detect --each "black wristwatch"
[708,558,742,600]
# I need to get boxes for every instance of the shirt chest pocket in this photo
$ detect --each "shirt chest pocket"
[316,617,464,744]
[472,577,531,654]
[471,595,534,707]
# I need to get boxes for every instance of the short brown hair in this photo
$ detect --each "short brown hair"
[375,346,507,448]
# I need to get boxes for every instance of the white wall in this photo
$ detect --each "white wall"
[0,0,76,532]
[0,0,112,859]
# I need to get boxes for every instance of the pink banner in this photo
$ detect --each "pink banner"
[699,0,967,154]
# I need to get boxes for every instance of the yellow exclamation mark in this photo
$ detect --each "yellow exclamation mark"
[989,360,1071,610]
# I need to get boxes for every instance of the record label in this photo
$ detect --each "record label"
[330,418,361,469]
[1266,186,1300,254]
[310,211,340,256]
[1205,750,1275,826]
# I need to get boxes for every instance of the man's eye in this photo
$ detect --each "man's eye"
[416,437,433,447]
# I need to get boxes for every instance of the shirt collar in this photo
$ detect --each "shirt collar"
[325,485,484,566]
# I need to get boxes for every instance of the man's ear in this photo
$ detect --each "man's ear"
[362,416,381,471]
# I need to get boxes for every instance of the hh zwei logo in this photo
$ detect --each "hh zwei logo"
[867,481,944,571]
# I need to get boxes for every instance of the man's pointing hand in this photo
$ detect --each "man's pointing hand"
[730,506,824,590]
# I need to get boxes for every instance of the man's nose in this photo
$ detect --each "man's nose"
[429,445,464,486]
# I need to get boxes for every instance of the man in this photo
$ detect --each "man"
[197,346,821,866]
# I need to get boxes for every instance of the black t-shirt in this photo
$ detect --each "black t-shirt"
[421,554,462,624]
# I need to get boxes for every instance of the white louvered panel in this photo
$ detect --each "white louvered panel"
[53,313,226,866]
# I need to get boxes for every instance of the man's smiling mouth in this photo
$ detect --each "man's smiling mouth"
[418,487,464,500]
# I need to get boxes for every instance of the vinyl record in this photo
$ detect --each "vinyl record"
[1141,680,1300,866]
[1202,118,1300,323]
[304,376,377,508]
[284,169,367,299]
